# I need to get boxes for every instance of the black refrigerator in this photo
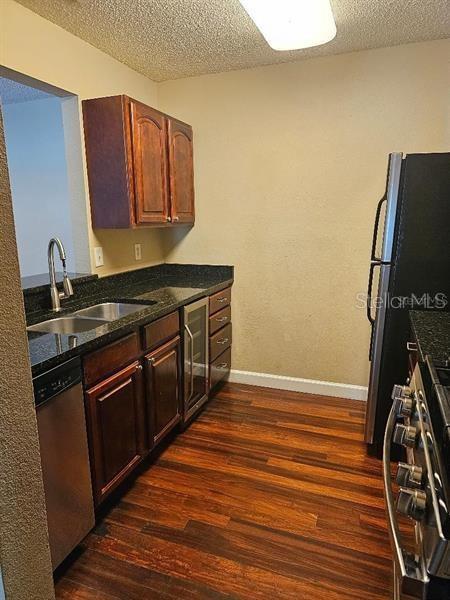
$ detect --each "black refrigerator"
[365,152,450,454]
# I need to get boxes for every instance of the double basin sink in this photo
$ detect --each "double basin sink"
[27,301,155,335]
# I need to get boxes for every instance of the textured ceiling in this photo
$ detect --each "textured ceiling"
[16,0,450,81]
[0,77,55,105]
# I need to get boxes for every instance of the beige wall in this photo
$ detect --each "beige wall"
[159,39,450,386]
[1,0,449,386]
[1,0,165,276]
[0,108,55,599]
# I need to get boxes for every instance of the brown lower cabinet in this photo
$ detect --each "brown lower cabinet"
[209,286,232,391]
[144,335,181,446]
[85,361,146,505]
[83,295,231,508]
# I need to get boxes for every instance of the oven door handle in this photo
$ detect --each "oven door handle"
[383,402,429,598]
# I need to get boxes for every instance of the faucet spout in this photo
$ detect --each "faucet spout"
[48,238,74,312]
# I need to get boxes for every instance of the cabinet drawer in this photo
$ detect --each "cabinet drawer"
[142,311,180,352]
[209,287,231,315]
[83,333,140,387]
[209,305,231,336]
[210,323,232,362]
[210,347,231,389]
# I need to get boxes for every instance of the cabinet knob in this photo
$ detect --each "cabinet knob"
[173,216,179,222]
[136,364,143,371]
[167,216,172,222]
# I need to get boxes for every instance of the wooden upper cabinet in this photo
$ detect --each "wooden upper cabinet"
[130,100,169,225]
[168,118,195,224]
[82,95,194,229]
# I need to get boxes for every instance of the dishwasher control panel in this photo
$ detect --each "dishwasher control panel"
[33,357,81,406]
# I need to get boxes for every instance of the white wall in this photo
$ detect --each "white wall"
[2,94,79,276]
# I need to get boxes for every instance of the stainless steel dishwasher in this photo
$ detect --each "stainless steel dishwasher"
[33,357,95,569]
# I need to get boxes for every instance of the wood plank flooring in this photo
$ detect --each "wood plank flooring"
[55,383,393,599]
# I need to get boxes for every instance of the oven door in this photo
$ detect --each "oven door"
[383,400,429,599]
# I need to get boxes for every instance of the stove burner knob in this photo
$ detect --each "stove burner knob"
[396,396,415,418]
[396,463,423,489]
[396,488,427,521]
[392,384,413,400]
[393,424,418,448]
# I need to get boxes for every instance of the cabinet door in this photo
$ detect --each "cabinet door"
[167,118,195,224]
[130,100,170,225]
[184,298,209,421]
[145,336,181,446]
[85,361,145,505]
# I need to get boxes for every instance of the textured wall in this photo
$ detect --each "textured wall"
[11,0,450,81]
[159,39,450,387]
[0,109,55,598]
[1,0,165,276]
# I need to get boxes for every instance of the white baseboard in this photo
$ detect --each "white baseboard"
[227,369,368,401]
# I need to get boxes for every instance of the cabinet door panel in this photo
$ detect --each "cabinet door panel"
[145,336,181,446]
[130,101,169,224]
[168,118,195,224]
[85,361,145,504]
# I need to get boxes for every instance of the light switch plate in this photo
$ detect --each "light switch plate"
[134,243,142,261]
[94,246,104,267]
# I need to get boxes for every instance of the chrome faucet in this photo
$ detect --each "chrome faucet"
[48,238,74,312]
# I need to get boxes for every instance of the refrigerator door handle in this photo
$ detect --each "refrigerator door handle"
[367,259,390,325]
[370,195,387,262]
[367,195,388,326]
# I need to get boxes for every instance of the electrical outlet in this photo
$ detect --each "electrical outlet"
[134,243,142,261]
[94,246,104,267]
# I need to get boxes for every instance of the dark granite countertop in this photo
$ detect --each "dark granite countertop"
[27,264,233,377]
[410,311,450,367]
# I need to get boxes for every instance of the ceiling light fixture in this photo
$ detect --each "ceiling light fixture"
[238,0,337,51]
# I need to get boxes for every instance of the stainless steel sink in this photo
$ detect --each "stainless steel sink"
[27,302,153,335]
[27,316,108,334]
[73,302,151,321]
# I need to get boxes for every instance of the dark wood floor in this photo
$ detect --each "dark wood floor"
[55,383,393,599]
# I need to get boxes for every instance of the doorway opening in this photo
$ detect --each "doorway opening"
[0,68,90,285]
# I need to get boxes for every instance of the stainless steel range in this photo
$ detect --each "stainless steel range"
[383,358,450,599]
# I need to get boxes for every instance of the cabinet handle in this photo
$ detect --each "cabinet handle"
[217,337,229,345]
[136,364,143,371]
[217,362,228,369]
[216,316,228,322]
[217,297,228,303]
[148,358,155,365]
[407,342,417,352]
